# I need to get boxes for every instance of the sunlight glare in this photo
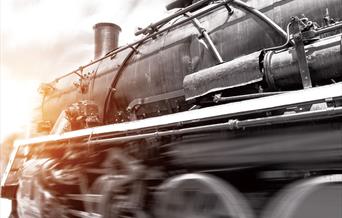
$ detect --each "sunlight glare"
[0,68,41,142]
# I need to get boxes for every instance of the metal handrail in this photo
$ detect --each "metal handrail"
[50,0,288,85]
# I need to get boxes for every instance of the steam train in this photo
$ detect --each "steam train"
[1,0,342,217]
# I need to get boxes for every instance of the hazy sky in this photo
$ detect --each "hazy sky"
[0,0,173,141]
[1,0,172,80]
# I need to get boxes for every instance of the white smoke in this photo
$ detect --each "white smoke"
[1,0,173,80]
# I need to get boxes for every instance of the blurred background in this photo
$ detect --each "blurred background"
[0,0,173,217]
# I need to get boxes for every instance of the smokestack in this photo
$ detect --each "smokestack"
[93,22,121,60]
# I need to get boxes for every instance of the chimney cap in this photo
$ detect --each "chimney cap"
[93,22,121,31]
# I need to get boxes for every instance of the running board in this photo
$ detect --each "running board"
[2,83,342,187]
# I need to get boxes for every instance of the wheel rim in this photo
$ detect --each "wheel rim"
[154,173,255,218]
[261,174,342,218]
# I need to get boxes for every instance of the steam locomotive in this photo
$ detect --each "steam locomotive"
[1,0,342,217]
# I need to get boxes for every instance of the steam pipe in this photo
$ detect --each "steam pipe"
[315,22,342,35]
[211,92,285,104]
[235,106,342,128]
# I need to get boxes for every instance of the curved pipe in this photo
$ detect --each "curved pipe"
[231,0,289,42]
[264,22,292,52]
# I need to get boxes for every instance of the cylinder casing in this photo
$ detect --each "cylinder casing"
[264,34,342,90]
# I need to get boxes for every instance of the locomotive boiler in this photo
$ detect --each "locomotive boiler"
[1,0,342,217]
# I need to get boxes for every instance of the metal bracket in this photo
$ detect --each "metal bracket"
[224,4,234,15]
[129,45,140,54]
[127,89,185,120]
[290,17,312,89]
[185,12,224,64]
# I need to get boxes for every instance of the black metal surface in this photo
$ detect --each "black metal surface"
[166,0,193,11]
[167,120,342,169]
[105,0,342,118]
[41,0,342,125]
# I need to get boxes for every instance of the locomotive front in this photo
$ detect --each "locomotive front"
[1,0,342,217]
